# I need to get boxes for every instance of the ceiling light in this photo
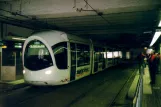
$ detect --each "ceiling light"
[12,37,26,41]
[149,31,161,47]
[158,20,161,27]
[143,31,152,34]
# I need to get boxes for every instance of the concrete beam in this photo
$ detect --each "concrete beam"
[1,0,161,18]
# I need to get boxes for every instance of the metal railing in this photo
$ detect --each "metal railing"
[133,65,144,107]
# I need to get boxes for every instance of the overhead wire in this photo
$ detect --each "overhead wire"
[83,0,110,25]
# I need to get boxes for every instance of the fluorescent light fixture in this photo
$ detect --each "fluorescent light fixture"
[158,20,161,27]
[12,37,26,41]
[149,31,161,47]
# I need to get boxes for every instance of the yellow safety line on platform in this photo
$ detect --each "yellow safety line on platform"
[7,79,24,85]
[143,66,152,94]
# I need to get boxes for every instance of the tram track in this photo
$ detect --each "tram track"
[65,77,113,107]
[16,67,121,107]
[15,73,114,107]
[66,67,137,107]
[108,68,137,107]
[0,85,61,107]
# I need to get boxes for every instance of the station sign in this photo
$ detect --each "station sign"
[29,45,45,48]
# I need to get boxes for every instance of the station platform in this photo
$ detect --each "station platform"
[142,67,161,107]
[0,79,27,93]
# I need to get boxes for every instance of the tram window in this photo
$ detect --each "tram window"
[94,47,99,62]
[24,40,53,71]
[52,42,67,69]
[94,47,105,62]
[76,44,90,67]
[99,48,104,62]
[84,45,90,65]
[107,52,113,58]
[98,48,102,62]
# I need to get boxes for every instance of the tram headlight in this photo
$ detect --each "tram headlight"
[45,70,52,75]
[23,70,25,74]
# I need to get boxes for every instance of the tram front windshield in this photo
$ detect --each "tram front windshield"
[24,40,53,71]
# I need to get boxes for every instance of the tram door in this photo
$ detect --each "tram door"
[94,47,98,72]
[70,43,76,81]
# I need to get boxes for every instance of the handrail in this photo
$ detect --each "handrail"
[133,65,144,107]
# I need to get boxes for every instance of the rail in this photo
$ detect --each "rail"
[133,65,144,107]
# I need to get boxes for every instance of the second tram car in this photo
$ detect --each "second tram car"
[22,30,121,86]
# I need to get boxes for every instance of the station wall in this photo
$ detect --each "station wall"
[0,23,34,80]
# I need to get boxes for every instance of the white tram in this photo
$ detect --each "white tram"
[22,30,121,86]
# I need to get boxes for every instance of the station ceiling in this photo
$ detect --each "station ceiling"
[0,0,161,49]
